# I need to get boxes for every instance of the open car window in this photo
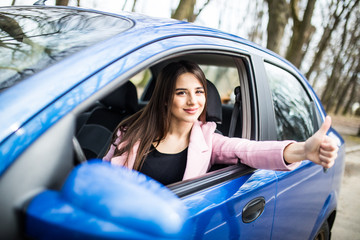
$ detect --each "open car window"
[74,52,256,196]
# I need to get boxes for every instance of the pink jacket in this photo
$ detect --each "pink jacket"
[103,121,300,180]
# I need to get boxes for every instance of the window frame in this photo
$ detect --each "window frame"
[263,60,320,141]
[74,48,258,197]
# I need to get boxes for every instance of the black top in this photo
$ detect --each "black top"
[139,145,188,185]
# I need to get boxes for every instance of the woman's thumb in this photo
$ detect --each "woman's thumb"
[318,116,331,136]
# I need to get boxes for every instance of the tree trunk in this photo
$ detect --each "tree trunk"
[131,0,138,12]
[334,58,357,114]
[342,78,358,115]
[341,60,360,115]
[172,0,211,22]
[285,0,316,68]
[306,0,359,85]
[320,1,359,111]
[56,0,69,6]
[122,0,128,10]
[265,0,289,54]
[247,1,266,44]
[172,0,196,21]
[321,72,340,111]
[11,0,16,5]
[334,77,352,115]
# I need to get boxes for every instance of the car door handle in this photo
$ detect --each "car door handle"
[242,197,266,223]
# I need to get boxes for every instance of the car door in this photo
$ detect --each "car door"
[259,60,335,239]
[170,168,277,240]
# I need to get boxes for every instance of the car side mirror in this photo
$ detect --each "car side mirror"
[25,160,188,239]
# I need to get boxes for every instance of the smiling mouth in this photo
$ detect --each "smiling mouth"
[184,108,198,114]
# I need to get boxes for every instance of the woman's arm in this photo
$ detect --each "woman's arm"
[283,116,338,168]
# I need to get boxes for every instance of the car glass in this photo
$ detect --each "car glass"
[264,62,315,141]
[0,7,133,92]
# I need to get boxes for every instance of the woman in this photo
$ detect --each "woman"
[103,61,338,185]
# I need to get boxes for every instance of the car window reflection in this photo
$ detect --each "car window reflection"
[265,62,315,141]
[0,7,133,92]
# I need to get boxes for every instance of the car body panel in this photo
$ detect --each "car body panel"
[182,170,277,239]
[272,161,333,239]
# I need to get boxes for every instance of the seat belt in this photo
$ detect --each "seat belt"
[228,86,241,138]
[72,136,87,164]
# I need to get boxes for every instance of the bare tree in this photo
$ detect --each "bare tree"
[284,0,317,68]
[247,0,266,45]
[339,62,360,115]
[265,0,317,68]
[172,0,211,22]
[131,0,138,12]
[265,0,289,54]
[122,0,128,10]
[306,0,358,85]
[318,0,359,112]
[263,0,359,118]
[56,0,69,6]
[172,0,196,21]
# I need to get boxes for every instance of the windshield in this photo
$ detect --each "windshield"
[0,6,133,92]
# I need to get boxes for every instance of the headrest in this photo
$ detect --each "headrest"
[206,80,222,123]
[101,81,138,113]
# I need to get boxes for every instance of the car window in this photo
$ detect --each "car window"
[130,69,152,99]
[200,65,239,104]
[264,62,315,141]
[0,6,133,92]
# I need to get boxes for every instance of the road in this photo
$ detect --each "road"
[331,149,360,240]
[330,116,360,240]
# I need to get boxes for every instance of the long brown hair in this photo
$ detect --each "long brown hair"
[110,60,207,170]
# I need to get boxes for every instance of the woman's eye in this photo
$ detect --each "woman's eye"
[176,91,186,96]
[196,90,205,94]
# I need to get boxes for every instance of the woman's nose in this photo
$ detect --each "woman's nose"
[187,93,195,105]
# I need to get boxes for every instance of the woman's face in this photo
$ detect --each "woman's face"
[170,72,206,125]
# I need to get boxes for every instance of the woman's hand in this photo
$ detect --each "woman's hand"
[284,116,338,168]
[304,116,338,168]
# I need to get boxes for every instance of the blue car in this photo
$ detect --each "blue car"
[0,5,345,240]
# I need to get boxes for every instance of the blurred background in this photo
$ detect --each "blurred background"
[1,1,360,238]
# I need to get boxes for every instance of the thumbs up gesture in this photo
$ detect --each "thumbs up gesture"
[304,116,338,168]
[284,116,338,168]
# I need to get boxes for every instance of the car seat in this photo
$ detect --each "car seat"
[206,80,222,124]
[76,81,139,159]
